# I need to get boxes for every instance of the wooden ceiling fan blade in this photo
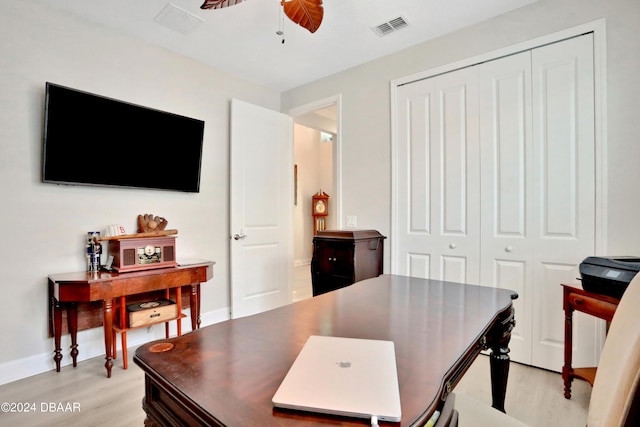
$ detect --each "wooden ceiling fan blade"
[200,0,244,10]
[283,0,324,34]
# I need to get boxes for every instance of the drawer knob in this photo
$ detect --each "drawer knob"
[505,246,513,252]
[449,243,456,249]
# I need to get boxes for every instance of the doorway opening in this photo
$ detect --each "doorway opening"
[288,95,342,301]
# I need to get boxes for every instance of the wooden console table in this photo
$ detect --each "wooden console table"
[562,283,619,398]
[49,260,214,378]
[135,274,517,426]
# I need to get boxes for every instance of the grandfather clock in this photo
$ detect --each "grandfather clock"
[312,191,329,235]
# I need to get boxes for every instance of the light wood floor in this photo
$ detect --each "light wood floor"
[0,347,589,426]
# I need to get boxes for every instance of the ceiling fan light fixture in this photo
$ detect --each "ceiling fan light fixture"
[200,0,244,10]
[200,0,324,34]
[282,0,324,34]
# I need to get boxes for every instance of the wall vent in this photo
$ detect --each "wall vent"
[155,3,205,35]
[372,16,409,37]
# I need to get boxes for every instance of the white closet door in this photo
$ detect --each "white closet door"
[395,67,480,283]
[393,33,597,372]
[479,51,534,364]
[530,34,596,371]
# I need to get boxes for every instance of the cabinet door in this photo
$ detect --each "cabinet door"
[313,241,336,275]
[330,243,355,279]
[312,241,355,296]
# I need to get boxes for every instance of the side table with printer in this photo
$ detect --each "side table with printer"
[563,256,640,398]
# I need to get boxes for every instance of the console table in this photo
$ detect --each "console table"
[135,274,517,426]
[48,260,214,378]
[562,283,619,398]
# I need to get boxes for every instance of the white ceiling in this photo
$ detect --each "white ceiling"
[38,0,537,92]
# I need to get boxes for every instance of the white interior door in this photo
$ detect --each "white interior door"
[530,34,596,370]
[230,99,294,318]
[394,67,480,283]
[479,50,534,364]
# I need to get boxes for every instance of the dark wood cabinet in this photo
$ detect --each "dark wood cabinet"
[311,230,385,296]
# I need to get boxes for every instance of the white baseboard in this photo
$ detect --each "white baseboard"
[0,307,230,386]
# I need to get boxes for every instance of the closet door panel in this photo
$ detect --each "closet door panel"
[396,79,437,278]
[436,68,481,283]
[479,51,534,364]
[395,68,480,283]
[407,252,430,278]
[531,34,596,371]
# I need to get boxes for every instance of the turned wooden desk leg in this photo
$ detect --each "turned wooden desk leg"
[196,284,201,329]
[487,304,516,413]
[190,284,201,330]
[68,302,79,367]
[103,299,114,378]
[53,297,63,372]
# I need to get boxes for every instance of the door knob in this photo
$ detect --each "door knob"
[233,233,247,240]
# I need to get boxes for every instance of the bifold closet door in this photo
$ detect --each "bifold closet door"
[394,33,596,371]
[394,67,480,283]
[529,34,596,371]
[478,34,596,370]
[478,51,534,365]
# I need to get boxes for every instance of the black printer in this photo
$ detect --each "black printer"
[579,256,640,299]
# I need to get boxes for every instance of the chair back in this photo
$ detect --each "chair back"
[588,273,640,426]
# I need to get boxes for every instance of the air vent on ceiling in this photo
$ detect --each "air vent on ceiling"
[372,16,409,37]
[155,3,205,35]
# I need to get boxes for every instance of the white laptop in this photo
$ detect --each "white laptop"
[272,335,402,422]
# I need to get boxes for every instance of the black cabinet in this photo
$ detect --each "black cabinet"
[311,230,385,296]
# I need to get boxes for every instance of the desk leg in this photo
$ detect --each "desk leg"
[53,298,63,372]
[103,299,114,378]
[486,304,516,413]
[68,302,79,367]
[190,284,201,330]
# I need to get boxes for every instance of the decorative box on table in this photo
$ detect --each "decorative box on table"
[126,299,177,328]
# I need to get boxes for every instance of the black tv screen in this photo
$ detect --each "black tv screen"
[42,82,205,193]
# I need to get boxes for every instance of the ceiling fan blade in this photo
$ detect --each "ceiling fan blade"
[282,0,324,34]
[200,0,244,10]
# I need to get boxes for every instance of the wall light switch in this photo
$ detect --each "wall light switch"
[346,216,357,228]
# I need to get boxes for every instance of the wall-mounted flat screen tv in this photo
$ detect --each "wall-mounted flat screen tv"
[42,82,205,193]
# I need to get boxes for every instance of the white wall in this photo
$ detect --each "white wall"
[282,0,640,272]
[0,1,280,384]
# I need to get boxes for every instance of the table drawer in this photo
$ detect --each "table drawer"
[568,292,617,320]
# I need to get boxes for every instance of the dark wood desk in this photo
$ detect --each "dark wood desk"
[135,274,517,426]
[562,284,619,398]
[49,261,214,378]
